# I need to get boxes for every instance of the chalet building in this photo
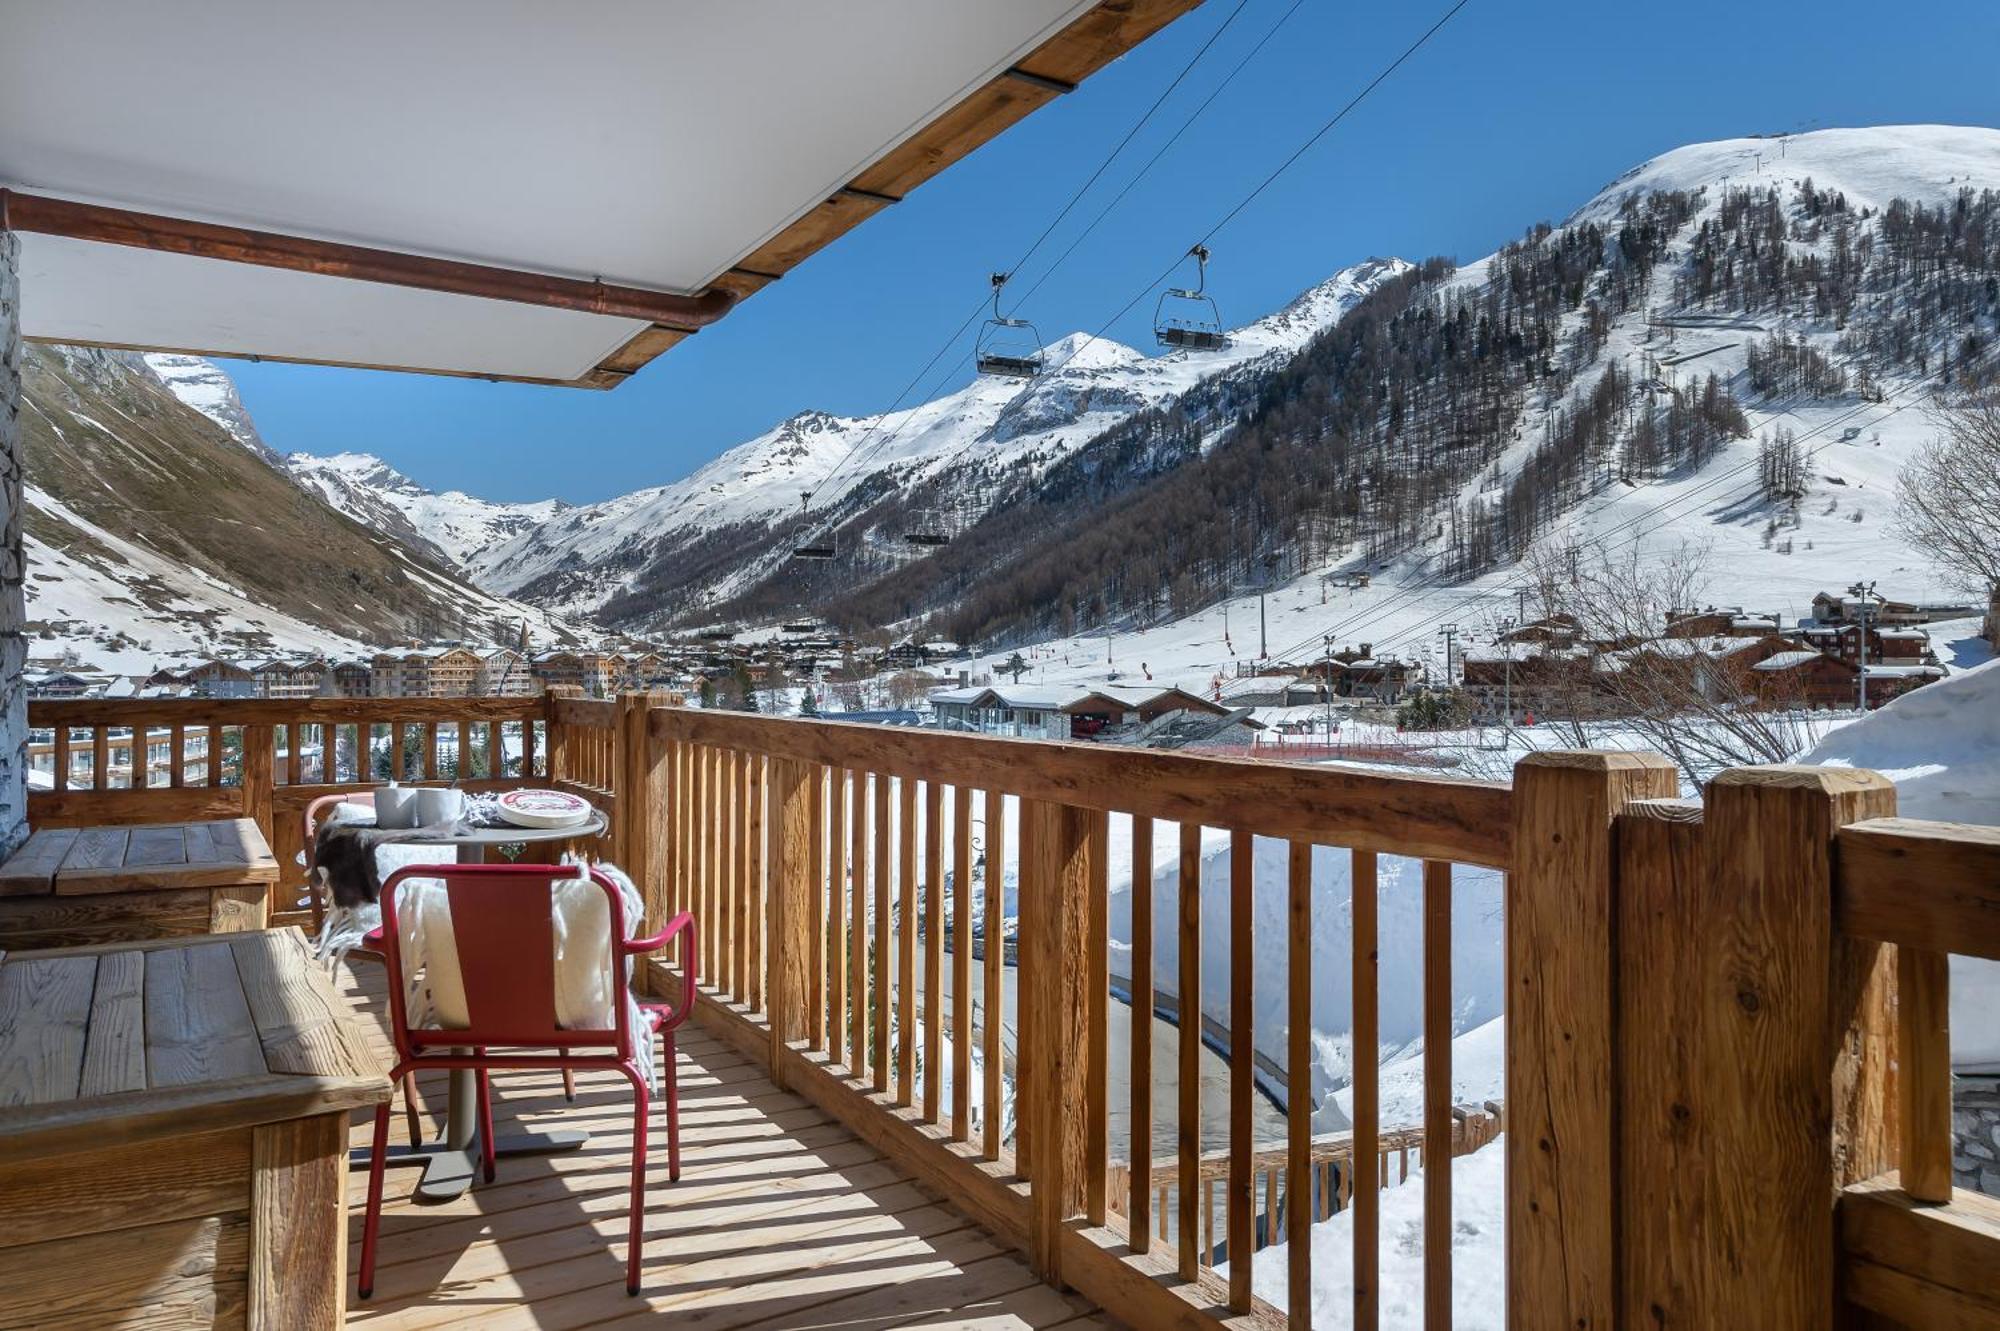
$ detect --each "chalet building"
[1460,646,1594,720]
[1497,614,1582,647]
[370,646,484,697]
[621,651,667,688]
[330,659,373,698]
[478,648,535,696]
[183,659,255,699]
[1665,606,1780,638]
[250,657,328,699]
[25,670,100,700]
[1799,623,1937,667]
[533,650,619,698]
[1752,650,1865,709]
[1811,590,1981,627]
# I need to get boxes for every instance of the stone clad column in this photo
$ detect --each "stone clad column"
[0,229,25,854]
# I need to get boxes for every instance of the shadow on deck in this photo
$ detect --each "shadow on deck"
[335,963,1106,1330]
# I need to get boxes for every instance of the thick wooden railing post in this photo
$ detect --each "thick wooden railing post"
[1020,797,1095,1285]
[240,722,275,848]
[615,690,672,931]
[1507,750,1676,1330]
[765,756,812,1088]
[544,684,582,785]
[1697,765,1895,1329]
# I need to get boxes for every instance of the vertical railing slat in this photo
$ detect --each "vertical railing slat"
[874,773,892,1095]
[747,752,766,1013]
[1424,859,1453,1331]
[850,770,868,1079]
[828,766,847,1065]
[1177,820,1202,1280]
[1129,815,1154,1252]
[1228,829,1253,1311]
[1898,944,1953,1202]
[897,775,918,1108]
[923,779,944,1122]
[983,789,1005,1160]
[1286,840,1312,1328]
[1086,809,1110,1226]
[205,724,222,786]
[808,764,827,1050]
[54,724,71,792]
[952,783,974,1142]
[1354,848,1381,1331]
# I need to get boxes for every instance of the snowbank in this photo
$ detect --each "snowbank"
[1805,657,2000,1069]
[1229,1135,1507,1330]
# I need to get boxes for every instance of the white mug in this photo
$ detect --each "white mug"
[414,786,466,826]
[375,783,420,829]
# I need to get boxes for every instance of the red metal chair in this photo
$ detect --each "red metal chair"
[356,862,696,1300]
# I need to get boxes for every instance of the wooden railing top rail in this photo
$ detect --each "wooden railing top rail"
[28,695,544,726]
[654,707,1513,869]
[1835,816,2000,959]
[549,696,618,728]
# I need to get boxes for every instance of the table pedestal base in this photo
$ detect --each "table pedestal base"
[348,1129,589,1200]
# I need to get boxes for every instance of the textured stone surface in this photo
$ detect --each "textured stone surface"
[0,230,23,856]
[1956,1079,2000,1198]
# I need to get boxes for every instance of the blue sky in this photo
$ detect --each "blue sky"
[223,0,2000,504]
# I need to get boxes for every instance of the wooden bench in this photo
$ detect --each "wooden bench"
[0,817,280,950]
[0,928,389,1329]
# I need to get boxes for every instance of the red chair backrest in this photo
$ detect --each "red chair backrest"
[376,862,635,1059]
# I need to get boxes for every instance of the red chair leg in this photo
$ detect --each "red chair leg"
[562,1067,577,1102]
[662,1034,681,1183]
[477,1062,497,1183]
[624,1064,652,1296]
[401,1072,425,1146]
[357,1098,394,1300]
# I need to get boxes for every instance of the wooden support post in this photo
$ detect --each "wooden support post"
[240,723,275,851]
[1020,798,1094,1285]
[1699,765,1895,1328]
[1507,750,1676,1330]
[617,692,672,940]
[765,756,814,1087]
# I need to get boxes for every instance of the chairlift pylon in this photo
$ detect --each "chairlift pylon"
[975,272,1044,379]
[1154,244,1228,351]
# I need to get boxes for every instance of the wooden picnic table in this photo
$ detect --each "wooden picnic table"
[0,927,390,1329]
[0,817,280,950]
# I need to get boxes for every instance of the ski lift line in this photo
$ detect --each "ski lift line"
[1004,0,1476,392]
[793,0,1255,521]
[999,0,1251,288]
[1262,357,1961,666]
[1006,0,1310,316]
[1351,364,1967,662]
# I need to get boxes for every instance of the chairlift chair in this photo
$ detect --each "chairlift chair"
[1154,245,1228,351]
[976,271,1044,378]
[901,507,951,547]
[790,492,838,560]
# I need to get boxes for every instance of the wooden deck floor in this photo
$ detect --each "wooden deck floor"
[336,963,1106,1331]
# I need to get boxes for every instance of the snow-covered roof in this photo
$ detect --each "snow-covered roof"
[1753,650,1831,672]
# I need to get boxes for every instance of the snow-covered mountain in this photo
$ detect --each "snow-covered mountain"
[21,346,591,675]
[287,451,568,573]
[465,257,1409,621]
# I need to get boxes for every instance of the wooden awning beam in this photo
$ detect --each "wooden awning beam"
[0,188,738,330]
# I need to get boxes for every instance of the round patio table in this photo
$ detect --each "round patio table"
[345,809,611,1202]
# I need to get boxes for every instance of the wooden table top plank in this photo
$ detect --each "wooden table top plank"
[0,955,97,1106]
[143,940,269,1088]
[123,823,191,869]
[0,930,389,1161]
[76,951,147,1097]
[0,829,77,898]
[230,931,376,1081]
[44,817,280,895]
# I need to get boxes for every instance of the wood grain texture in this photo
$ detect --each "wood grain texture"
[898,775,918,1109]
[924,779,944,1123]
[1897,945,1953,1203]
[952,783,974,1142]
[1836,816,2000,959]
[1702,765,1896,1330]
[1839,1176,2000,1323]
[0,1211,249,1330]
[249,1112,346,1330]
[0,1125,249,1250]
[1021,798,1093,1282]
[1614,797,1710,1327]
[1506,750,1677,1329]
[984,789,1006,1160]
[76,949,146,1097]
[764,757,813,1086]
[143,940,267,1087]
[0,827,75,896]
[1086,808,1110,1228]
[0,954,96,1105]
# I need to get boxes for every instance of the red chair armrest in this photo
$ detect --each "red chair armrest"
[623,911,697,1031]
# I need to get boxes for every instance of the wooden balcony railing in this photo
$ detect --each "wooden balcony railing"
[22,690,1997,1328]
[23,686,646,925]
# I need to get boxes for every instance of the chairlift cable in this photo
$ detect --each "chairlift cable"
[792,0,1252,526]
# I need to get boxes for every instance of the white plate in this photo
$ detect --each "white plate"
[494,788,595,829]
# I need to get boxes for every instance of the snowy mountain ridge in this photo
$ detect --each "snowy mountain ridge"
[286,450,569,573]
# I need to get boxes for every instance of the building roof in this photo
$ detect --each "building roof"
[1754,650,1837,672]
[2,2,1196,387]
